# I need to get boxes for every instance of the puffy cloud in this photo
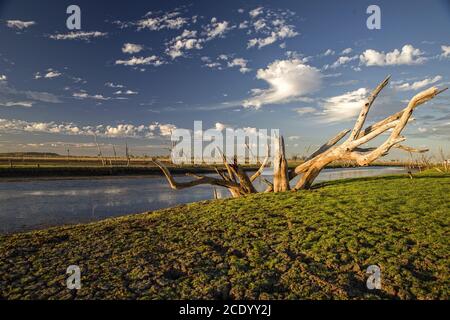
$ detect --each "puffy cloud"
[156,123,177,136]
[341,48,353,55]
[360,44,427,66]
[393,75,442,91]
[164,18,233,59]
[115,55,164,66]
[239,21,249,29]
[105,82,124,88]
[249,7,264,18]
[441,45,450,58]
[328,55,358,69]
[165,30,204,59]
[6,20,36,30]
[248,25,298,49]
[322,49,335,56]
[0,119,84,135]
[0,75,7,81]
[243,59,322,109]
[204,55,250,73]
[136,10,188,31]
[214,122,229,131]
[73,92,110,101]
[247,7,298,49]
[321,88,368,122]
[0,118,177,139]
[227,58,251,73]
[34,69,62,79]
[113,90,138,95]
[204,18,232,40]
[122,43,143,54]
[49,31,107,41]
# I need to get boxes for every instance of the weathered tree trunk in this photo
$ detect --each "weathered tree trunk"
[155,76,446,198]
[273,136,290,192]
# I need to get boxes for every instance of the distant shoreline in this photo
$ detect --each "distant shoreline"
[0,163,407,179]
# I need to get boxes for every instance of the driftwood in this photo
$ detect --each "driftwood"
[155,76,446,197]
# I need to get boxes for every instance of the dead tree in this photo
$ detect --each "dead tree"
[155,76,446,197]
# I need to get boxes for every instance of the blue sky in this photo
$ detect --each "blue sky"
[0,0,449,158]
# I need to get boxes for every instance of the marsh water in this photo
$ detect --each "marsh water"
[0,166,408,234]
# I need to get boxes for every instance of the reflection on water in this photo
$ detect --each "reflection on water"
[0,166,407,234]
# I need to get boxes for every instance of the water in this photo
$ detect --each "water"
[0,166,408,234]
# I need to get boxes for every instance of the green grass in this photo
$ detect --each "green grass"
[0,173,449,300]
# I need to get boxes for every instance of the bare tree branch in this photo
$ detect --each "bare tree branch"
[250,145,270,182]
[152,159,240,190]
[348,75,391,141]
[395,145,429,153]
[307,129,350,160]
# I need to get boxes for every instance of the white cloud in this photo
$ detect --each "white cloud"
[49,31,107,41]
[165,19,232,59]
[227,58,251,73]
[105,82,124,88]
[115,55,164,66]
[247,25,298,49]
[114,90,138,95]
[341,48,353,55]
[204,62,222,69]
[418,127,428,133]
[149,122,177,136]
[393,75,442,91]
[204,18,232,41]
[0,101,33,107]
[0,118,177,139]
[288,135,301,140]
[214,122,229,131]
[34,69,61,79]
[328,55,358,69]
[136,10,188,31]
[322,49,335,56]
[239,21,248,29]
[0,75,7,81]
[247,7,298,49]
[165,30,203,59]
[441,45,450,58]
[6,20,36,30]
[249,7,264,18]
[73,92,111,101]
[122,43,144,54]
[253,19,266,31]
[321,88,368,122]
[243,59,322,109]
[360,44,427,66]
[294,107,317,115]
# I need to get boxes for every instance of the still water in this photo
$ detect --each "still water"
[0,166,408,234]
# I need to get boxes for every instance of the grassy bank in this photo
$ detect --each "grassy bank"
[0,173,448,299]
